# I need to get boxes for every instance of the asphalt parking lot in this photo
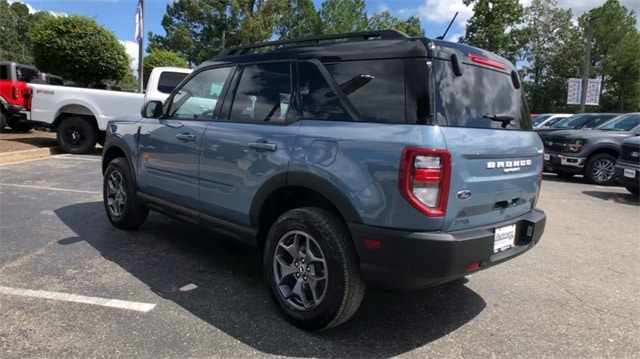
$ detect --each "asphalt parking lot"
[1,154,638,358]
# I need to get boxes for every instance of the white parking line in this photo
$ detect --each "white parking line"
[0,183,100,194]
[0,285,156,312]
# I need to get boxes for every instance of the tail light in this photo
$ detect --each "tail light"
[23,87,33,110]
[22,87,32,100]
[398,148,451,217]
[12,86,19,99]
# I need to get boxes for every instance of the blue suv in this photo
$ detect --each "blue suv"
[102,30,546,330]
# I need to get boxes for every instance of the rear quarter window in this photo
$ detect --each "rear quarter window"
[434,59,530,130]
[323,59,405,123]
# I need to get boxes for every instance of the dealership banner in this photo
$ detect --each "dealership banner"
[567,78,582,105]
[585,79,601,106]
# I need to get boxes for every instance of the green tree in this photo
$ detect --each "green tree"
[0,0,32,62]
[519,0,580,113]
[234,0,287,46]
[275,0,322,40]
[142,49,189,87]
[29,15,129,85]
[319,0,368,34]
[116,71,139,90]
[584,0,640,112]
[148,0,238,66]
[461,0,524,62]
[367,10,425,36]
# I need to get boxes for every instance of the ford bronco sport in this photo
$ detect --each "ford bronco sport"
[101,30,546,330]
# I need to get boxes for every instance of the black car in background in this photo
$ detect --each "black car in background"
[614,136,640,195]
[535,113,621,139]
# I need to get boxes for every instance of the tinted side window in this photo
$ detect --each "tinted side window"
[230,63,292,123]
[157,71,189,94]
[323,59,405,123]
[170,66,234,119]
[299,62,350,121]
[435,60,528,129]
[17,66,39,83]
[0,65,8,80]
[584,115,616,128]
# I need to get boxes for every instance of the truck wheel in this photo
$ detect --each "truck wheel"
[57,116,98,154]
[103,157,149,229]
[263,207,365,330]
[584,153,617,185]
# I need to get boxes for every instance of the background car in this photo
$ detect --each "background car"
[535,112,621,139]
[542,113,640,185]
[614,135,640,195]
[532,113,573,128]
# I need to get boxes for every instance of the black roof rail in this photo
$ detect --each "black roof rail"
[217,29,410,57]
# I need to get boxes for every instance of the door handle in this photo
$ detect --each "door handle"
[176,133,196,142]
[248,141,277,152]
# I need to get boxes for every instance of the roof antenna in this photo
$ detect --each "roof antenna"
[436,12,459,40]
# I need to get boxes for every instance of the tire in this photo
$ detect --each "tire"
[626,186,639,196]
[103,157,149,229]
[263,207,366,330]
[56,116,98,154]
[584,153,617,185]
[555,171,575,178]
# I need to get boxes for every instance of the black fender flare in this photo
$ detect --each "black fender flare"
[249,171,363,228]
[102,135,138,178]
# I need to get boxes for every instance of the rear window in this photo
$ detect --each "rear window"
[157,71,189,94]
[435,60,530,129]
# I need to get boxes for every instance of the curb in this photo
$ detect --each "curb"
[0,147,63,165]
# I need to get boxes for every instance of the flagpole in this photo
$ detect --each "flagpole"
[137,0,144,93]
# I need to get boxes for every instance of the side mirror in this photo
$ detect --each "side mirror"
[142,100,163,118]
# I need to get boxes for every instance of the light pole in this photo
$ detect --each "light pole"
[580,14,603,113]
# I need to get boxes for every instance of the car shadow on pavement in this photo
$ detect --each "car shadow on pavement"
[582,190,639,206]
[55,201,486,358]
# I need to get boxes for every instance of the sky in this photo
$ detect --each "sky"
[9,0,640,74]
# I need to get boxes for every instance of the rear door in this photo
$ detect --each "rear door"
[432,55,543,233]
[198,62,299,227]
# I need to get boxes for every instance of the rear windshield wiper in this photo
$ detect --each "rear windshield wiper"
[483,114,514,128]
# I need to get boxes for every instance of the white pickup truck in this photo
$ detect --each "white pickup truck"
[29,66,192,153]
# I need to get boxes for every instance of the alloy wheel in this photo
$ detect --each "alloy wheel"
[106,170,126,218]
[273,230,328,311]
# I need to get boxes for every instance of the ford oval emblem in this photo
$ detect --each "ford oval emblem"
[457,190,472,200]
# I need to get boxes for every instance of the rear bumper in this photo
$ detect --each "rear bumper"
[5,104,31,121]
[348,209,546,291]
[543,152,585,173]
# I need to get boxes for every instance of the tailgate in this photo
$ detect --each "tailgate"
[440,127,543,232]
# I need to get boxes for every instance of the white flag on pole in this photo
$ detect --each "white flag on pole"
[134,0,143,43]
